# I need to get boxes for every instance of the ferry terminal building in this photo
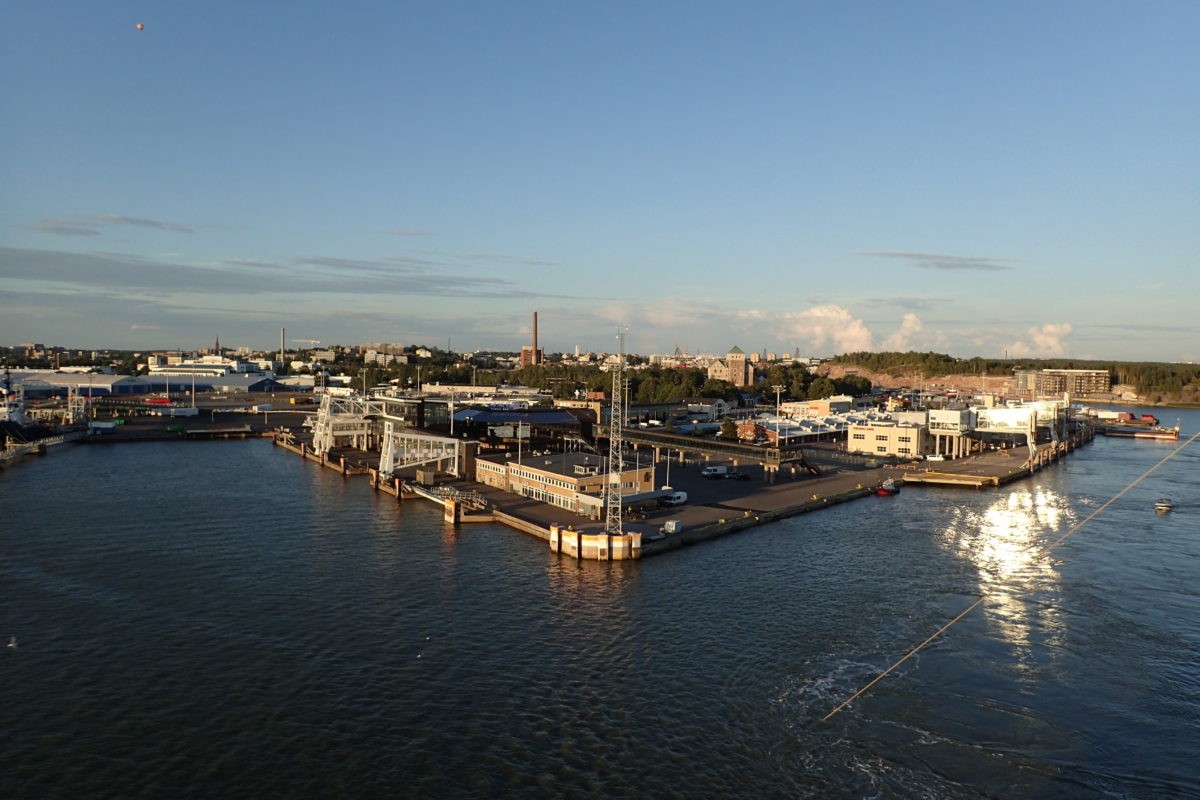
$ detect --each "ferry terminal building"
[475,451,654,518]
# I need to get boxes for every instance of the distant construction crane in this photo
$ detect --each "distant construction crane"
[292,338,321,347]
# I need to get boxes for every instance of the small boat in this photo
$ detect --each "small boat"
[1155,498,1174,513]
[876,477,900,496]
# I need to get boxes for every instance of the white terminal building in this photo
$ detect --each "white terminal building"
[146,355,277,378]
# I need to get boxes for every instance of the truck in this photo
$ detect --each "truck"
[701,465,732,478]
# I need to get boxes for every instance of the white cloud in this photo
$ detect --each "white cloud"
[778,305,874,353]
[882,313,925,350]
[1007,323,1073,357]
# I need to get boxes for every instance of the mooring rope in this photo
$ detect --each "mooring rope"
[821,429,1200,722]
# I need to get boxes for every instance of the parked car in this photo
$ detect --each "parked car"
[723,471,749,481]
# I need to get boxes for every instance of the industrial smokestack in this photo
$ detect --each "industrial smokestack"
[532,311,538,365]
[280,327,285,368]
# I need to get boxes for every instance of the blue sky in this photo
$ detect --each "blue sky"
[2,1,1197,361]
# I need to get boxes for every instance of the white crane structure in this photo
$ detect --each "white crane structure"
[292,338,321,347]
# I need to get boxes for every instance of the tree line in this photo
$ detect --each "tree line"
[829,351,1200,400]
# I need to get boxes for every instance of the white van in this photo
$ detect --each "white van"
[661,491,688,506]
[700,465,731,478]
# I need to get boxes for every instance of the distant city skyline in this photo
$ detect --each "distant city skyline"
[3,2,1197,362]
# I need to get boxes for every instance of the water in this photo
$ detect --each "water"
[3,408,1199,799]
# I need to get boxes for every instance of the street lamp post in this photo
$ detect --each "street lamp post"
[772,384,786,447]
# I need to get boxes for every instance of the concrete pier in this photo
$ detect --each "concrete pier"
[270,424,1095,561]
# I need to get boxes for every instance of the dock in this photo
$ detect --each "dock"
[268,424,1096,561]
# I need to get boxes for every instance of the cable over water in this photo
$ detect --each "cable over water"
[821,430,1200,722]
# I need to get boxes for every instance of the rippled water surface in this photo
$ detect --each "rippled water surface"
[4,410,1199,798]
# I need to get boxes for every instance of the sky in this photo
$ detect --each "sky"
[2,1,1197,362]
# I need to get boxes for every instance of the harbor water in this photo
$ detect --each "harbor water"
[3,408,1199,798]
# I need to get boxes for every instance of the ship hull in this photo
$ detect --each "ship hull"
[1100,427,1179,441]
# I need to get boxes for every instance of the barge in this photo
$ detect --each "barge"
[1099,425,1180,441]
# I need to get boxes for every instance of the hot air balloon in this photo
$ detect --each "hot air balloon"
[136,23,144,31]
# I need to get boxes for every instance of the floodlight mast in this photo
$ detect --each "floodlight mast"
[604,329,628,541]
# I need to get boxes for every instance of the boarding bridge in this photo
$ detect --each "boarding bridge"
[973,407,1039,465]
[67,387,91,425]
[378,420,460,477]
[311,394,387,454]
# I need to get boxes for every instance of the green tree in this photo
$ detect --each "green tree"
[808,377,836,399]
[699,379,738,401]
[718,417,739,441]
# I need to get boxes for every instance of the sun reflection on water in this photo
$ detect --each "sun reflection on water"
[939,487,1075,676]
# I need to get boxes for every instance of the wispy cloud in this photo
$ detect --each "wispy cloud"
[293,255,443,273]
[465,253,557,267]
[0,246,575,300]
[856,251,1015,271]
[1090,322,1194,333]
[857,296,944,312]
[129,323,160,330]
[30,219,102,237]
[30,214,194,236]
[386,229,436,236]
[86,214,194,233]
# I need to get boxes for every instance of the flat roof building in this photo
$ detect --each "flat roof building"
[475,451,654,517]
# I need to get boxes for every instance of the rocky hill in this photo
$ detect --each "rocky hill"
[816,363,1017,395]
